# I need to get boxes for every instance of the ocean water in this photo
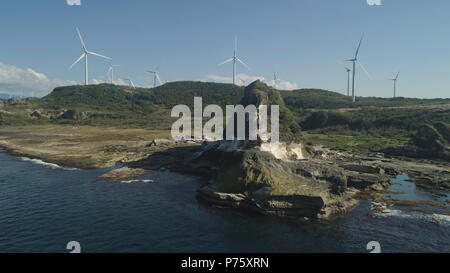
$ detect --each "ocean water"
[0,149,448,253]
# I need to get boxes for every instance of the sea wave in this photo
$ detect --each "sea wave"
[120,179,154,184]
[20,157,78,171]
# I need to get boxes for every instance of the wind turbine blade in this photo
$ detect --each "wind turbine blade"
[357,61,372,79]
[218,58,233,66]
[76,27,87,51]
[69,53,86,69]
[87,51,112,60]
[355,34,364,58]
[344,59,356,62]
[395,71,400,80]
[156,73,162,85]
[236,58,250,70]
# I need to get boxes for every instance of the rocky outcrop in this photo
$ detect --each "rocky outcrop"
[238,80,302,143]
[382,123,450,161]
[60,109,89,120]
[130,140,397,220]
[30,110,42,119]
[310,145,450,193]
[100,167,148,180]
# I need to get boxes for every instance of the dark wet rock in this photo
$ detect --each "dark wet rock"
[346,172,392,190]
[339,164,385,175]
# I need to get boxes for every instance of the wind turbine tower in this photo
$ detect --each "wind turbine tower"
[273,72,280,89]
[345,35,371,103]
[218,37,250,85]
[390,71,400,98]
[146,67,162,88]
[107,63,120,85]
[345,67,351,96]
[125,78,136,89]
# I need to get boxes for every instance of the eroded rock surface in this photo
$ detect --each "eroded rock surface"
[130,141,400,219]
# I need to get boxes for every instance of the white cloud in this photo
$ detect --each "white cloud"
[206,73,299,90]
[0,62,76,97]
[66,0,81,6]
[268,80,299,91]
[206,73,265,86]
[92,78,155,88]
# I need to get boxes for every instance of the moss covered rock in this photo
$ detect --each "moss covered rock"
[240,80,302,142]
[412,124,448,150]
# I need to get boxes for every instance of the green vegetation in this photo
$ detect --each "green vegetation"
[145,81,244,108]
[0,82,244,129]
[281,88,450,110]
[411,123,449,150]
[1,81,449,154]
[304,132,411,154]
[242,81,301,142]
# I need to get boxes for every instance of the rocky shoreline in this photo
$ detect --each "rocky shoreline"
[1,134,448,220]
[121,139,448,220]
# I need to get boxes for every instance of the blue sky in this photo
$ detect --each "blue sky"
[0,0,449,98]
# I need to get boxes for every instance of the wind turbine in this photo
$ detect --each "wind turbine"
[146,67,162,88]
[125,78,136,89]
[273,72,280,89]
[107,63,120,84]
[344,35,371,102]
[218,37,250,85]
[345,67,352,96]
[389,71,400,98]
[69,27,112,85]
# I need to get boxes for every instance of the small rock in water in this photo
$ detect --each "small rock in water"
[432,218,441,225]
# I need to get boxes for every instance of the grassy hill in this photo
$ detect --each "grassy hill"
[281,88,450,110]
[44,82,244,110]
[0,82,245,129]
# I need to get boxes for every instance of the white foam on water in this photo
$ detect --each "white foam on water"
[372,203,450,226]
[119,179,154,184]
[20,157,78,171]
